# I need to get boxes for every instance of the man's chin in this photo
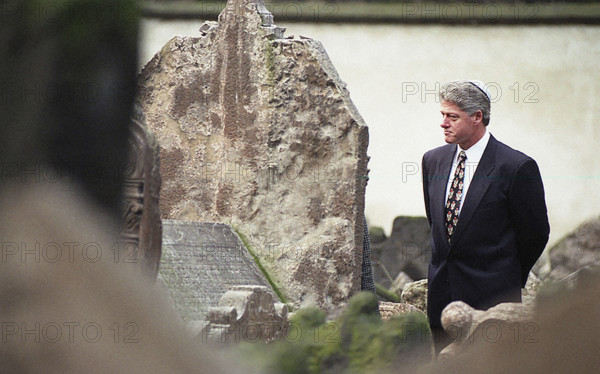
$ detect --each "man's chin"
[444,136,455,144]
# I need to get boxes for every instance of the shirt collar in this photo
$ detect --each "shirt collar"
[456,129,490,163]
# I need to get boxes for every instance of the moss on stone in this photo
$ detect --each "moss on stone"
[375,283,401,303]
[234,227,290,307]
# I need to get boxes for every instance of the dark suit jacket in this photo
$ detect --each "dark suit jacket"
[422,135,549,329]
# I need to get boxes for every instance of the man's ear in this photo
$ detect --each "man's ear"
[472,110,483,125]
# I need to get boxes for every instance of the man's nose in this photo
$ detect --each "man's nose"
[440,118,449,128]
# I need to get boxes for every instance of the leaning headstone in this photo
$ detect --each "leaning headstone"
[137,0,369,311]
[158,220,280,321]
[120,104,162,279]
[371,217,432,288]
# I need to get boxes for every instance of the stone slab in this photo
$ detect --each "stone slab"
[157,220,278,321]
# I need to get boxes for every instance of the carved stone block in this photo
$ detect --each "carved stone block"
[201,286,289,343]
[121,105,162,279]
[157,221,280,322]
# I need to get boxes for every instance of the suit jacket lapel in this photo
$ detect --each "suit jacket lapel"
[433,145,456,242]
[450,136,497,248]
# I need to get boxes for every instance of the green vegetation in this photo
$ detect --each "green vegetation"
[375,283,400,303]
[234,227,291,307]
[238,292,432,373]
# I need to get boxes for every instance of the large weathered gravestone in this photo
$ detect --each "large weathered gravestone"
[138,0,369,310]
[158,220,280,321]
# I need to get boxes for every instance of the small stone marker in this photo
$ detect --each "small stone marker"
[201,285,289,343]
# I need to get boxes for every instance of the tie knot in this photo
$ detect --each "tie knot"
[458,151,467,163]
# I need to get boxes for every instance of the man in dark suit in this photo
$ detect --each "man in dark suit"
[421,80,550,354]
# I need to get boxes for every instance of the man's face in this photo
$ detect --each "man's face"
[440,100,482,150]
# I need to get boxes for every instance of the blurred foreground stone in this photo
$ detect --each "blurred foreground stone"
[420,267,600,374]
[0,0,139,220]
[0,184,242,374]
[0,1,240,371]
[439,301,533,359]
[545,216,600,280]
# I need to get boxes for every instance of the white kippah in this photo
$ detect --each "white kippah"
[467,80,491,102]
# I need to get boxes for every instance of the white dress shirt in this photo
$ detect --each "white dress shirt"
[444,130,491,214]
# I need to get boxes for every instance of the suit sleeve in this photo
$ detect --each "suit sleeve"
[509,159,550,286]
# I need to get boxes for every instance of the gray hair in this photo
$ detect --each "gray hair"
[439,81,491,126]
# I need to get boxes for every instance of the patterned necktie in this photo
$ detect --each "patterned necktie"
[445,151,467,244]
